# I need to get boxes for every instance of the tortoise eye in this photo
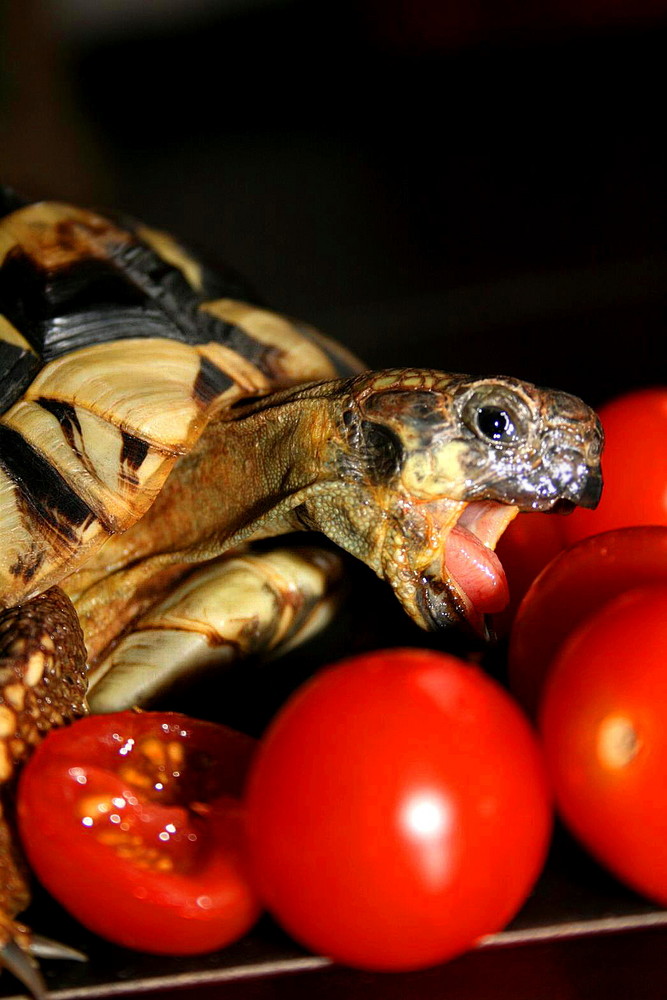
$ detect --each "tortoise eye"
[462,386,531,446]
[476,406,516,443]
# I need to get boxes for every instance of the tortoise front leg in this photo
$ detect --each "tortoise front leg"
[0,589,88,995]
[86,545,344,714]
[0,796,31,969]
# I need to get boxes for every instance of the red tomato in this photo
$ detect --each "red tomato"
[563,387,667,545]
[494,511,566,634]
[17,712,261,955]
[508,526,667,717]
[540,586,667,904]
[245,648,551,971]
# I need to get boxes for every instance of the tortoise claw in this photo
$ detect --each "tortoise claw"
[0,931,86,998]
[0,939,48,1000]
[30,934,87,963]
[482,614,497,643]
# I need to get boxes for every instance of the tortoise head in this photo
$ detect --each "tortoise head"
[301,368,603,635]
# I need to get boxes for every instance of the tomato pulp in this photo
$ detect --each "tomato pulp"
[17,712,260,954]
[246,648,552,971]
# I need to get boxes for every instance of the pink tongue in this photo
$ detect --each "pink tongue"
[446,525,509,614]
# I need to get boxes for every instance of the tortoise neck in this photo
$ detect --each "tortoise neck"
[71,386,341,583]
[65,385,344,660]
[160,394,336,555]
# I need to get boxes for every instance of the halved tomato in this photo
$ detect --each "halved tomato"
[17,712,260,955]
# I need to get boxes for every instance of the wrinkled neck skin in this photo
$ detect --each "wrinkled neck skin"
[64,385,355,650]
[70,384,422,580]
[70,388,354,581]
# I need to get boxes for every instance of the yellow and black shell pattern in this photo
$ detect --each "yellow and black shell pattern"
[0,188,357,609]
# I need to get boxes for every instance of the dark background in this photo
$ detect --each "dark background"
[1,0,665,406]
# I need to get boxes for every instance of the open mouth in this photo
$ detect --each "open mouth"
[419,500,519,634]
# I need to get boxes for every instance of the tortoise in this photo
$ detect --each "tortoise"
[0,187,603,993]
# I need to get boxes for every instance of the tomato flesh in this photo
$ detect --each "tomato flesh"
[508,526,667,716]
[540,586,667,905]
[17,712,261,955]
[246,648,551,972]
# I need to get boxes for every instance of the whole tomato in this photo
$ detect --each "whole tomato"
[17,712,260,955]
[508,526,667,716]
[563,387,667,545]
[540,586,667,905]
[245,648,551,971]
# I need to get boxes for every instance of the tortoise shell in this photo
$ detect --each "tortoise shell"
[0,192,359,608]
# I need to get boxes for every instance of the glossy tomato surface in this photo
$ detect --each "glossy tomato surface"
[508,526,667,716]
[245,648,551,971]
[563,387,667,545]
[540,586,667,904]
[17,712,260,955]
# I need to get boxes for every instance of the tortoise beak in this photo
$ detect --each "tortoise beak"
[545,465,603,512]
[574,467,603,509]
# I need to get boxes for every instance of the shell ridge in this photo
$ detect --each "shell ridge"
[36,305,185,361]
[106,236,279,377]
[0,340,41,415]
[0,422,99,536]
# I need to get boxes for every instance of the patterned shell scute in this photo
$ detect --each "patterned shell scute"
[0,197,347,609]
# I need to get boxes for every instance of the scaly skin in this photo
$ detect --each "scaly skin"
[0,590,87,971]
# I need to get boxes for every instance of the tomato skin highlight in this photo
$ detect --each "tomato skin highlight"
[540,586,667,905]
[508,526,667,717]
[17,712,261,955]
[246,648,551,972]
[563,387,667,545]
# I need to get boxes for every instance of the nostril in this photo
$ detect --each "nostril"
[545,446,584,484]
[543,445,603,510]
